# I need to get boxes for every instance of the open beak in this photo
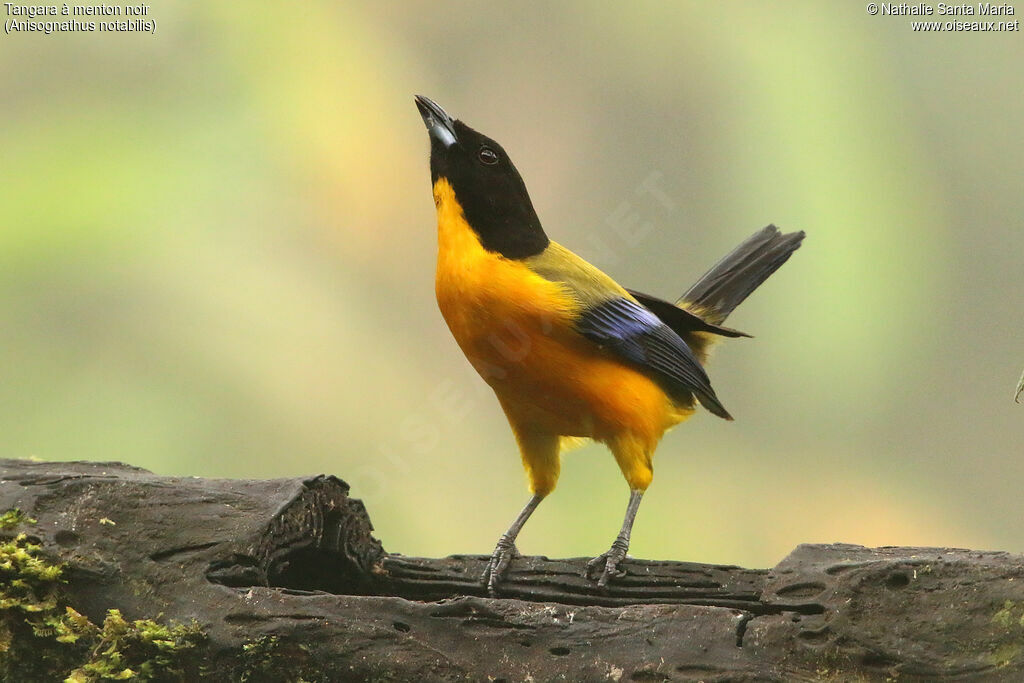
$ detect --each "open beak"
[415,94,458,148]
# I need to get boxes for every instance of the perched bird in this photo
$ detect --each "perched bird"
[414,95,804,591]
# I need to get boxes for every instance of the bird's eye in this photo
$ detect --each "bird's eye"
[478,147,499,165]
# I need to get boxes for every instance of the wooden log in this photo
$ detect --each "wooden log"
[2,458,1024,681]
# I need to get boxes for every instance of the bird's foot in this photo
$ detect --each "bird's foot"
[585,540,630,588]
[481,535,520,595]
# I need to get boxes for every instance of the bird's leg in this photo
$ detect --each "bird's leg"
[586,489,644,587]
[482,493,543,595]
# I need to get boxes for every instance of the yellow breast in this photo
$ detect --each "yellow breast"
[432,178,573,363]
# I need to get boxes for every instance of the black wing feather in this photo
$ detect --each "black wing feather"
[575,298,732,420]
[627,290,751,339]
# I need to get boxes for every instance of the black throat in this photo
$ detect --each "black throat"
[428,119,550,261]
[440,174,550,260]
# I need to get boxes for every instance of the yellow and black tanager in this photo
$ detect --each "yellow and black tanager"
[414,95,805,591]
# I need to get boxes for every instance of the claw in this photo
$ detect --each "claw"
[481,536,520,594]
[585,542,630,587]
[586,490,643,587]
[480,494,544,596]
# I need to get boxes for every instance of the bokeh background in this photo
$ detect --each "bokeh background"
[2,2,1022,569]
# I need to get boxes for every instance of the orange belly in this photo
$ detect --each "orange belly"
[432,178,691,443]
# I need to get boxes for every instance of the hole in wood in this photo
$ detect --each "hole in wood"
[201,475,788,612]
[886,572,911,589]
[55,529,80,548]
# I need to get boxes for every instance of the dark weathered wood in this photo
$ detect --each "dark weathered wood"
[378,554,773,612]
[3,458,1024,681]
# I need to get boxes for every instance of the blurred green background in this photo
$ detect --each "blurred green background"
[2,2,1022,569]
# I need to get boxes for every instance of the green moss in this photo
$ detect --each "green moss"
[236,634,320,683]
[981,600,1024,670]
[1,531,79,679]
[992,600,1017,629]
[0,514,205,681]
[0,509,36,530]
[987,642,1023,669]
[61,609,205,682]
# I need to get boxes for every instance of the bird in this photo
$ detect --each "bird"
[414,94,804,591]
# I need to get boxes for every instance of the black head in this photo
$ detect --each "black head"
[415,95,548,260]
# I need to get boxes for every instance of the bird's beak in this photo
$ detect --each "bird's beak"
[415,95,458,148]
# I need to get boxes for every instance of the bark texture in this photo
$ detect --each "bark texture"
[2,458,1024,681]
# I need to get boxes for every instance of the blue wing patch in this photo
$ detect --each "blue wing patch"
[575,297,732,420]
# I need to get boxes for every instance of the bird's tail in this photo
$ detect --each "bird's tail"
[680,225,805,325]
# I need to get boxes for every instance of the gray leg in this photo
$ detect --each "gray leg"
[586,489,644,587]
[482,494,543,595]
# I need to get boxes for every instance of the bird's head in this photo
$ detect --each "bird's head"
[415,95,548,259]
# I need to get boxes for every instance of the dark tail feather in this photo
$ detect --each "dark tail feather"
[680,225,805,324]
